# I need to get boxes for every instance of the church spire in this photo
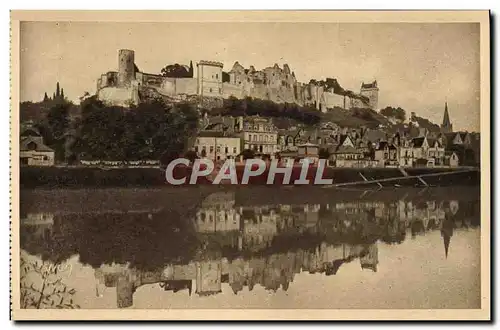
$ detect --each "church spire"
[443,233,451,258]
[441,101,453,133]
[441,214,454,259]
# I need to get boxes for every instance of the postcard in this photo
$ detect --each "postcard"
[10,10,490,321]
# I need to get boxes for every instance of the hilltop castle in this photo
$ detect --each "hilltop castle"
[96,49,379,112]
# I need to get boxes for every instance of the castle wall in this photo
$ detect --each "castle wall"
[96,50,379,110]
[222,82,246,99]
[100,74,107,88]
[322,91,346,109]
[161,77,197,96]
[250,84,269,101]
[97,86,139,107]
[138,72,163,88]
[350,97,369,109]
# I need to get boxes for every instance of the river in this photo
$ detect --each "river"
[19,186,481,309]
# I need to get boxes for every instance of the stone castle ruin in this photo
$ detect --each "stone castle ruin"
[96,49,379,112]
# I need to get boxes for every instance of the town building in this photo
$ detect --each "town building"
[194,131,241,161]
[20,123,55,166]
[241,116,278,156]
[331,135,366,167]
[374,141,398,167]
[444,151,460,167]
[399,136,429,167]
[426,138,446,166]
[297,142,320,164]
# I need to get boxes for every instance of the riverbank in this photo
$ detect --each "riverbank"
[20,185,480,216]
[19,165,480,188]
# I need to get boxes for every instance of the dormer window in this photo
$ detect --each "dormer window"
[27,141,37,151]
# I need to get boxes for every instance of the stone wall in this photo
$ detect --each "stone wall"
[97,86,139,107]
[222,82,248,99]
[161,77,198,96]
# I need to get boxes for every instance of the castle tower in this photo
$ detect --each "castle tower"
[441,102,453,133]
[197,60,223,97]
[118,49,136,87]
[360,80,379,110]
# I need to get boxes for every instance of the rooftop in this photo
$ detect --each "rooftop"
[198,60,224,68]
[361,80,378,89]
[20,137,54,152]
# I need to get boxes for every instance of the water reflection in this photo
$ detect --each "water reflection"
[20,187,480,309]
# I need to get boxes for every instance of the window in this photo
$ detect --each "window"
[233,147,237,153]
[195,146,199,153]
[225,147,229,154]
[209,88,212,93]
[253,135,257,141]
[27,142,37,151]
[216,146,221,153]
[264,136,268,142]
[216,74,218,79]
[202,146,207,152]
[209,146,214,153]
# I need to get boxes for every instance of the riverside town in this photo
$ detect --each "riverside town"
[20,49,480,188]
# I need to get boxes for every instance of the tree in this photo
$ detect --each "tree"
[189,61,194,77]
[20,256,80,309]
[42,102,71,161]
[160,64,191,78]
[43,92,49,102]
[76,97,199,163]
[380,106,406,122]
[56,82,60,98]
[61,88,65,100]
[352,107,375,121]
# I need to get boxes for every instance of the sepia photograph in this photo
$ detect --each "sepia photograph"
[10,10,490,320]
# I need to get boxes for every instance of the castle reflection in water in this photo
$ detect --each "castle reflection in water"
[20,188,480,308]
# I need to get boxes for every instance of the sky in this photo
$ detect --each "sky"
[19,22,480,131]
